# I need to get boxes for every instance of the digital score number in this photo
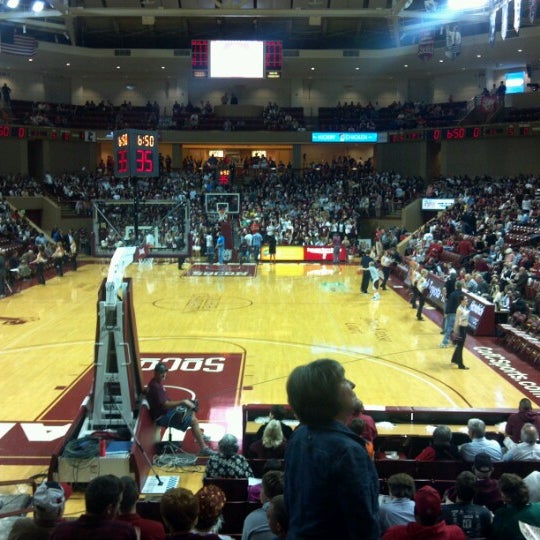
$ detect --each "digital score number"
[389,125,535,143]
[0,125,27,139]
[389,131,424,143]
[113,129,159,178]
[426,125,533,141]
[427,127,482,141]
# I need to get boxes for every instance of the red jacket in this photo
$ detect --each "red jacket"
[382,521,466,539]
[116,513,166,540]
[506,410,540,443]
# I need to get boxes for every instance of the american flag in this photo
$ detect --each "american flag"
[0,34,37,57]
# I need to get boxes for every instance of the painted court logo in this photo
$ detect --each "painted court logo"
[1,316,38,325]
[0,352,244,465]
[185,264,257,277]
[474,346,540,398]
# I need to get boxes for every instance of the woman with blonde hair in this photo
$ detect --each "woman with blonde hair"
[248,419,287,459]
[451,295,470,370]
[31,246,47,285]
[51,241,65,277]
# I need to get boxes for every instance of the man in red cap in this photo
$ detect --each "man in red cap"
[382,485,466,539]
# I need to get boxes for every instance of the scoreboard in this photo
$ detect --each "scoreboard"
[0,125,95,141]
[388,125,534,143]
[0,125,27,139]
[113,129,159,178]
[427,125,533,141]
[191,39,282,79]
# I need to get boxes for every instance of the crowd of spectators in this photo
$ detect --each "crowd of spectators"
[403,173,540,319]
[5,159,540,537]
[1,156,418,259]
[228,165,414,249]
[0,198,35,250]
[262,102,305,131]
[4,95,477,133]
[5,351,540,540]
[319,99,468,132]
[3,163,540,309]
[0,173,43,197]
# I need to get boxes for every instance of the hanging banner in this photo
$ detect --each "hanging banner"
[417,32,434,61]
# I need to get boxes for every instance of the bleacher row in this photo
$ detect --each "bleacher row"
[496,224,540,361]
[134,457,540,539]
[8,101,154,131]
[241,405,521,485]
[498,323,540,365]
[242,404,513,441]
[137,477,260,540]
[439,249,463,269]
[503,224,540,250]
[8,100,307,132]
[134,454,540,537]
[394,219,540,371]
[156,404,531,537]
[503,107,540,123]
[11,97,534,132]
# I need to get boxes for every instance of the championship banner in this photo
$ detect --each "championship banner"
[501,3,509,40]
[514,0,522,32]
[489,10,497,45]
[445,25,461,60]
[418,32,434,62]
[529,0,537,24]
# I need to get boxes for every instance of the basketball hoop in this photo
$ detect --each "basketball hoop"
[217,208,228,222]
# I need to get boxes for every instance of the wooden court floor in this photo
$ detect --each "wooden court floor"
[0,260,534,511]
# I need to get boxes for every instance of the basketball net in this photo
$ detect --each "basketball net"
[218,208,228,222]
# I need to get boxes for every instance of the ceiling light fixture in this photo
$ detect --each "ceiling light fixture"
[6,0,20,8]
[31,1,45,13]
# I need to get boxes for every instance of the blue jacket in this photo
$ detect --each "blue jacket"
[284,421,380,540]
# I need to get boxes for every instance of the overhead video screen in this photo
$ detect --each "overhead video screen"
[505,71,526,94]
[210,40,264,78]
[191,40,281,79]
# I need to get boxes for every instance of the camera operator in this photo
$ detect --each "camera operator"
[145,363,214,456]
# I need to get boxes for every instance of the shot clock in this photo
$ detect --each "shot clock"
[113,129,159,178]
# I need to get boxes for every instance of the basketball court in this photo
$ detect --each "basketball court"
[0,259,535,512]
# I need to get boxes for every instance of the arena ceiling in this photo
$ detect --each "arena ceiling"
[0,0,539,81]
